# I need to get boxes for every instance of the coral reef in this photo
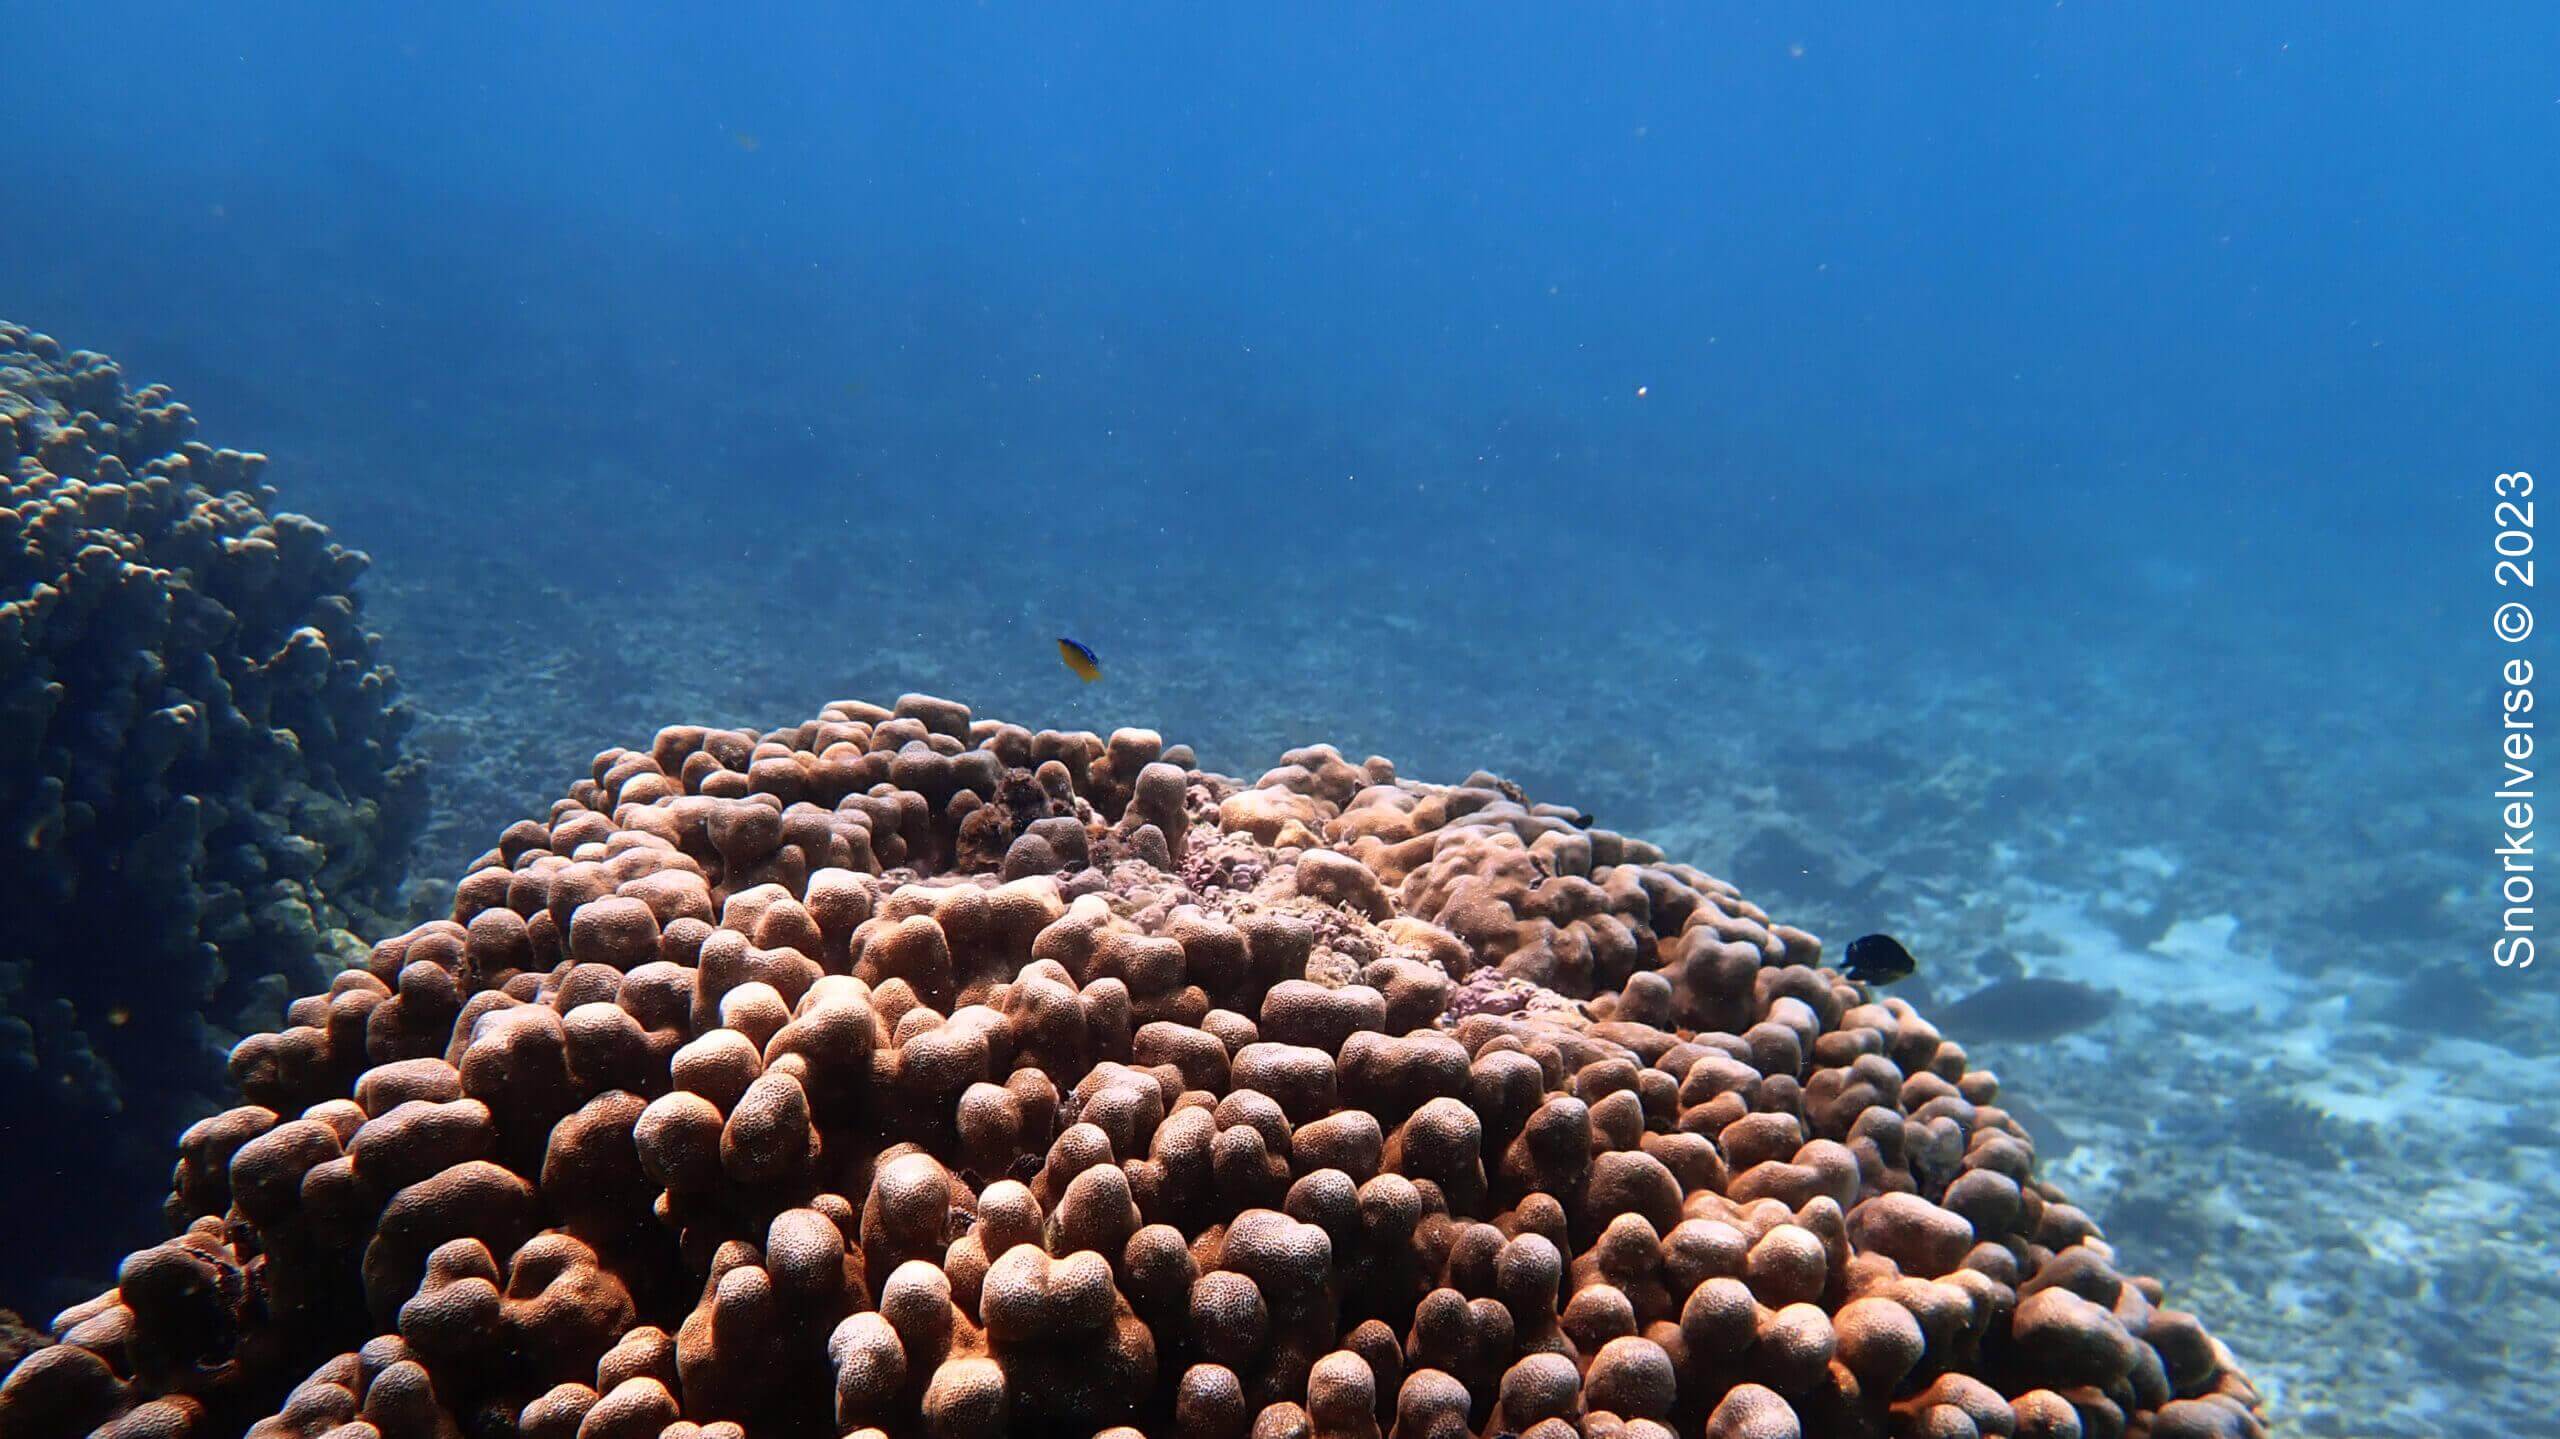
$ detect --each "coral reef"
[0,696,2261,1439]
[0,323,426,1311]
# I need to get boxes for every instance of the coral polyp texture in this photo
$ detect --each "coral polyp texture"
[0,323,424,1310]
[0,696,2262,1439]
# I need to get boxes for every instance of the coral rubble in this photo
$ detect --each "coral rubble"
[0,695,2260,1438]
[0,323,425,1310]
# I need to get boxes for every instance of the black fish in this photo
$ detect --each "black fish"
[1937,976,2119,1043]
[1842,933,1916,985]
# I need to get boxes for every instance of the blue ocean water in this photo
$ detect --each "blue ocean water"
[4,4,2555,1435]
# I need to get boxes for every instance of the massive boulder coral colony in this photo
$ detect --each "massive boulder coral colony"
[0,695,2261,1439]
[0,323,423,1314]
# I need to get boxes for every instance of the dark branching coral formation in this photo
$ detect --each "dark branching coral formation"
[0,696,2261,1439]
[0,323,424,1308]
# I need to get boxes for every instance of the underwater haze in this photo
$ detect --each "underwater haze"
[3,4,2556,1436]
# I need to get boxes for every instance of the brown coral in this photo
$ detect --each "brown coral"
[0,698,2263,1439]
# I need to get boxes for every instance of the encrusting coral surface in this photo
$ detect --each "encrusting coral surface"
[0,323,425,1312]
[0,695,2262,1439]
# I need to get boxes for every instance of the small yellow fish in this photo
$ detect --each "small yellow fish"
[1056,636,1101,682]
[732,131,762,153]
